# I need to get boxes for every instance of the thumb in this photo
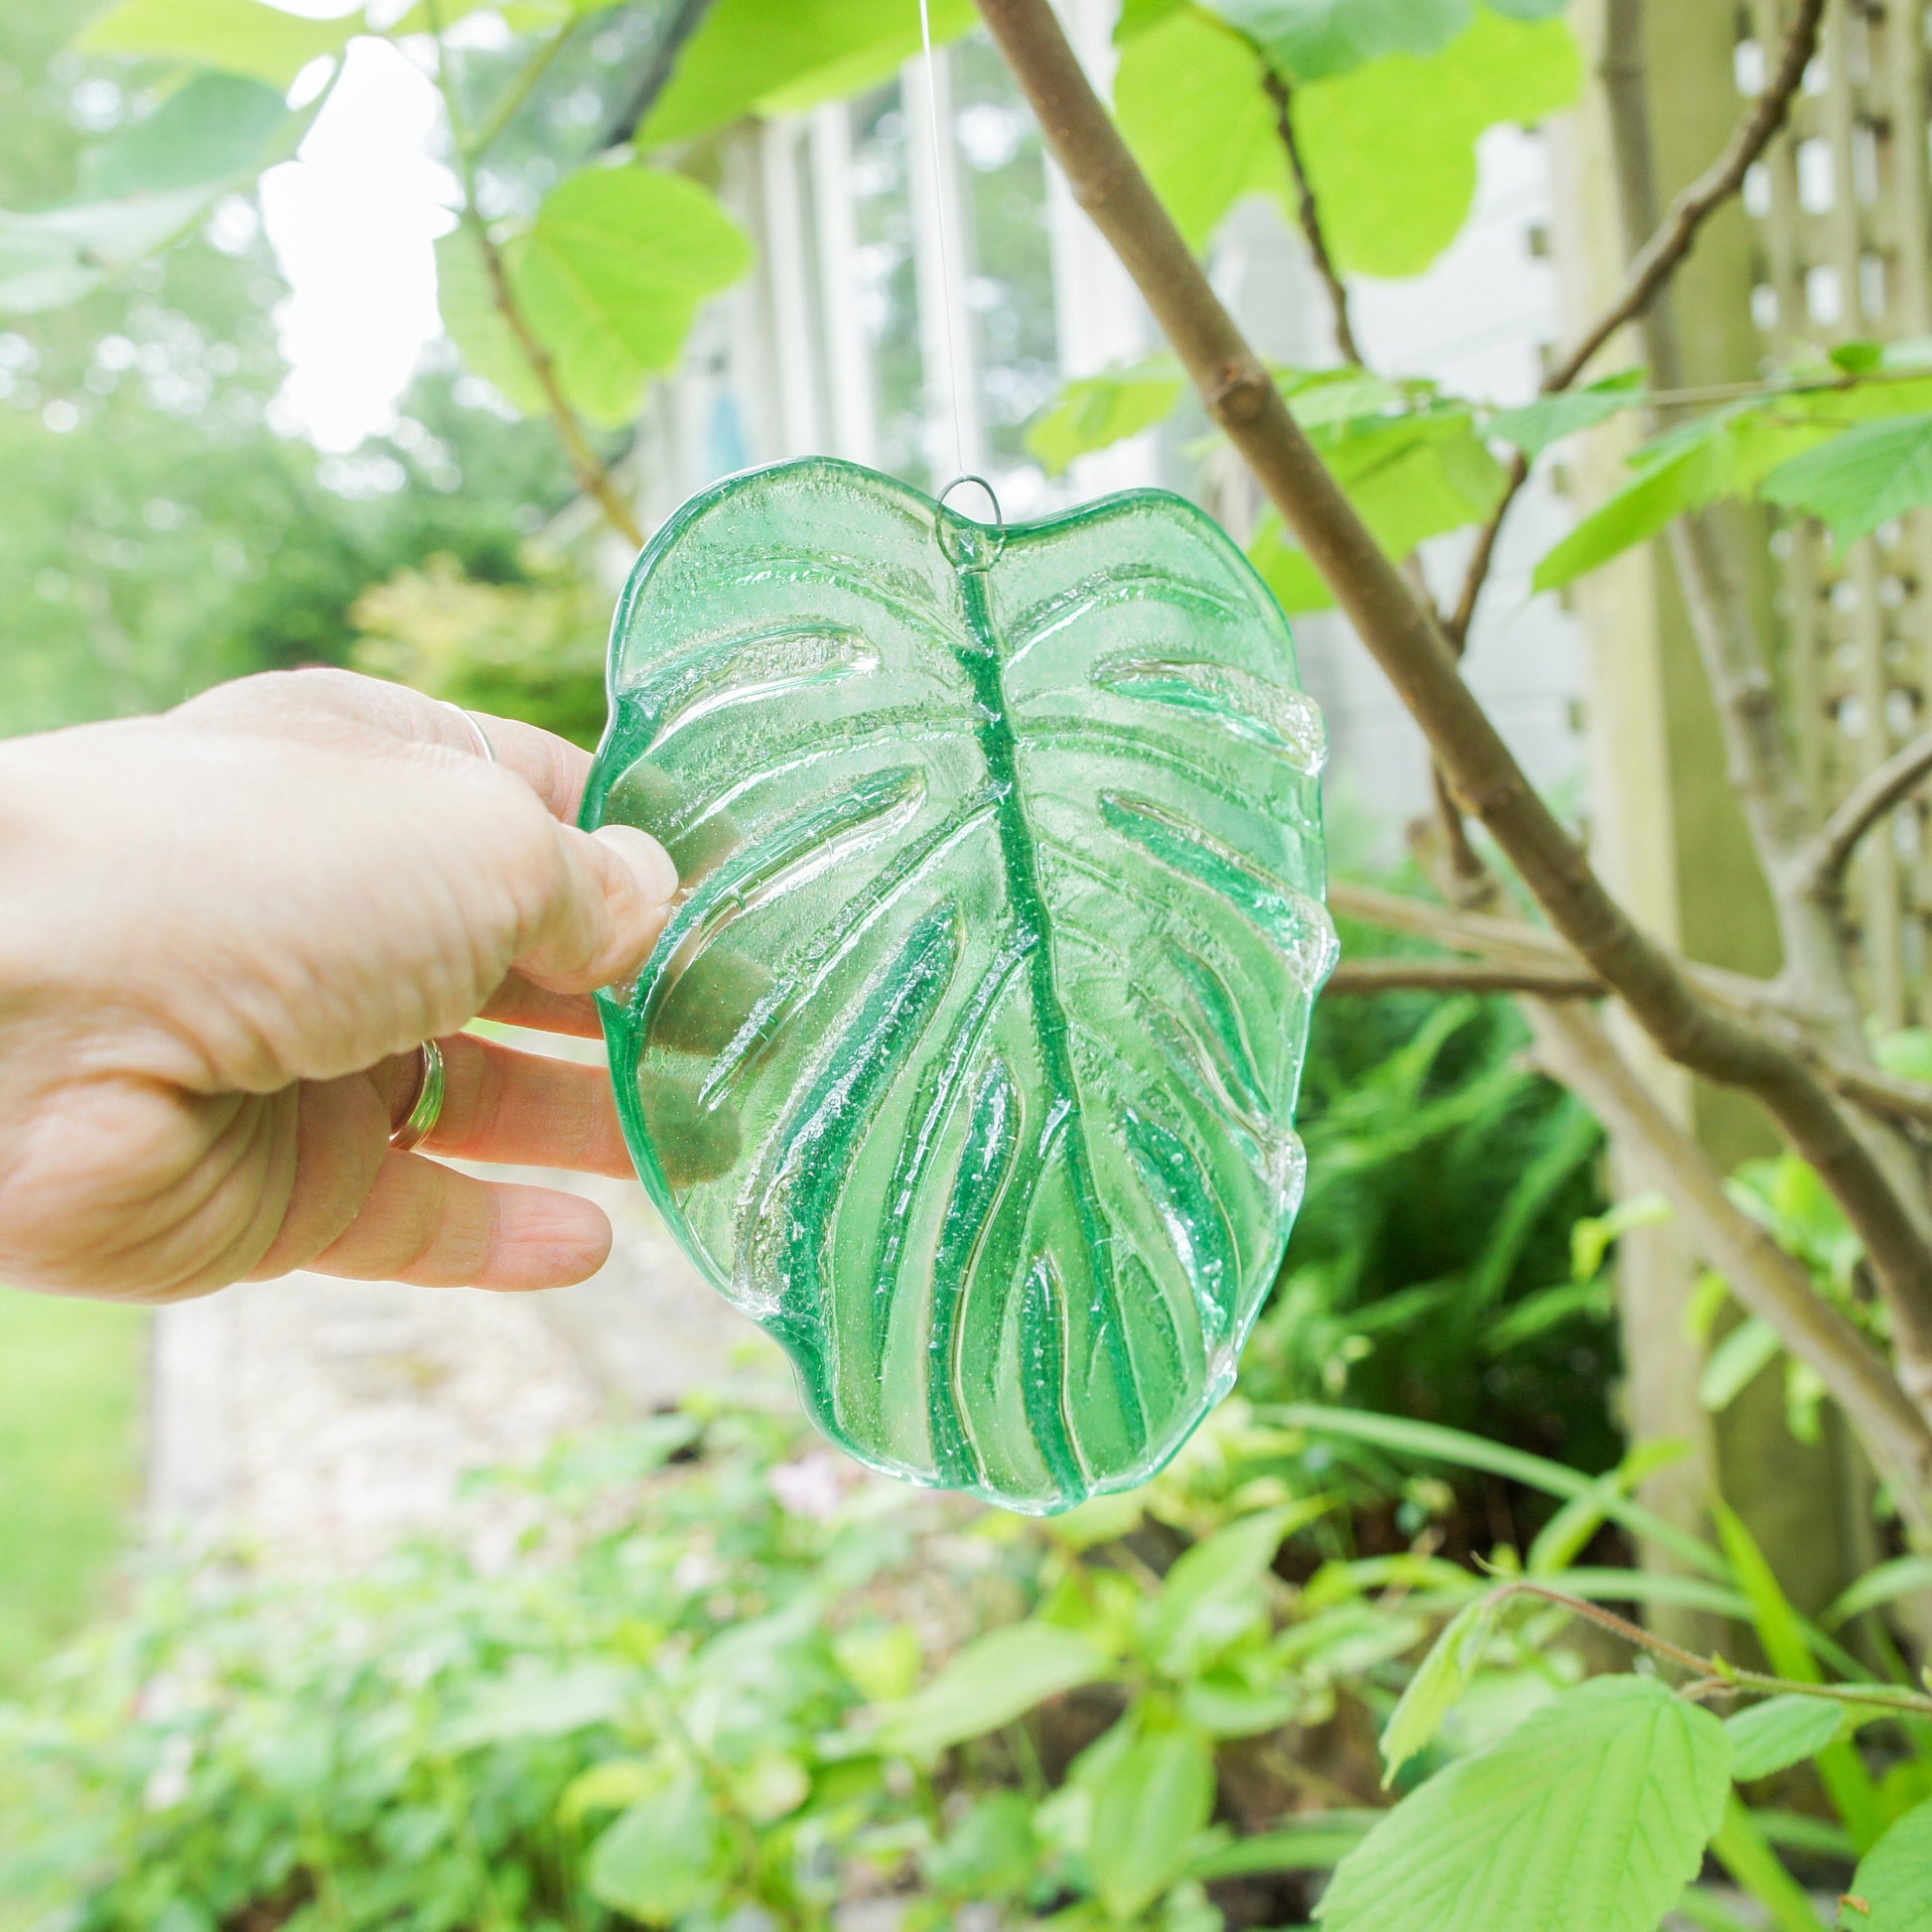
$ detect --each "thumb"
[514,821,680,994]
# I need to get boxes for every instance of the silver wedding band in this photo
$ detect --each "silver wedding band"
[445,701,497,764]
[389,1039,447,1154]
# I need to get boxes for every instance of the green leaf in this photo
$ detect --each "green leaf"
[440,1663,637,1749]
[1147,1499,1331,1672]
[1761,413,1932,546]
[1206,0,1472,80]
[1115,8,1282,253]
[1190,1812,1381,1876]
[1709,1795,1834,1932]
[1090,1728,1217,1919]
[0,190,215,314]
[1272,1402,1727,1578]
[1824,1555,1932,1629]
[874,1623,1116,1757]
[77,0,361,88]
[1293,11,1583,278]
[78,72,299,202]
[587,462,1334,1511]
[1379,1594,1500,1783]
[923,1791,1042,1898]
[1315,1677,1732,1932]
[1489,372,1647,460]
[832,1622,922,1704]
[640,0,976,147]
[1249,406,1509,612]
[587,1771,729,1922]
[1725,1696,1847,1783]
[1027,360,1185,477]
[443,169,752,426]
[1715,1501,1887,1852]
[1843,1797,1932,1929]
[1699,1317,1782,1414]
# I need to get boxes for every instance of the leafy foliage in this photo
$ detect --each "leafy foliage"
[1114,4,1581,274]
[1844,1798,1932,1930]
[1320,1678,1733,1932]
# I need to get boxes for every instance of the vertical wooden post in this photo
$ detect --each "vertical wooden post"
[1552,0,1875,1630]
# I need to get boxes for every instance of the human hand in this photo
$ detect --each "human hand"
[0,669,677,1302]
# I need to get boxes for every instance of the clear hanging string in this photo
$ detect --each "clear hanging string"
[917,0,970,484]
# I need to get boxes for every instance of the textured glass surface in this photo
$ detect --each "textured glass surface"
[583,458,1334,1512]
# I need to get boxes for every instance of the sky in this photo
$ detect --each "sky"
[256,5,480,452]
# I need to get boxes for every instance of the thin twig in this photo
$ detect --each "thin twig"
[1801,727,1932,897]
[1550,0,1826,396]
[1444,0,1826,644]
[426,1,646,550]
[1261,68,1362,367]
[1499,1579,1932,1718]
[1328,956,1604,998]
[1327,882,1811,1024]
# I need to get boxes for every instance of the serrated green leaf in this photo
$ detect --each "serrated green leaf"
[0,190,216,314]
[587,1771,729,1922]
[1699,1317,1782,1414]
[1316,1676,1732,1932]
[640,0,976,147]
[1205,0,1471,80]
[1293,11,1583,277]
[1845,1798,1932,1929]
[1090,1728,1217,1919]
[513,165,751,426]
[874,1623,1115,1757]
[1379,1594,1500,1783]
[77,0,360,88]
[1725,1696,1847,1782]
[1027,360,1185,477]
[1761,412,1932,546]
[1489,373,1647,459]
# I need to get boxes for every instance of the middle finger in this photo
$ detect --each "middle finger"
[408,1033,633,1178]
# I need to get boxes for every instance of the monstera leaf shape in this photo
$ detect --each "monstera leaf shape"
[583,459,1333,1512]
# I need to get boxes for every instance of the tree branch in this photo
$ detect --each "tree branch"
[1260,69,1362,367]
[602,0,722,152]
[1444,0,1826,645]
[970,0,1932,1413]
[1800,727,1932,898]
[1525,1001,1932,1523]
[1551,0,1825,396]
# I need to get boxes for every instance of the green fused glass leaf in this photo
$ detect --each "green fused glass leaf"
[583,459,1333,1513]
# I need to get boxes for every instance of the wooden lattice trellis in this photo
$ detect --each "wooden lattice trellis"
[1747,0,1932,1023]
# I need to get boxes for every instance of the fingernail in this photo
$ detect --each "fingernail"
[593,823,679,907]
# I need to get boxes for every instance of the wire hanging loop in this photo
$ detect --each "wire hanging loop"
[937,473,1007,573]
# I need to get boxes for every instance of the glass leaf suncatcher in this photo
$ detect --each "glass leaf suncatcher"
[583,458,1335,1512]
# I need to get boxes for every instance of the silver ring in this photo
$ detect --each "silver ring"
[444,701,497,764]
[389,1039,447,1154]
